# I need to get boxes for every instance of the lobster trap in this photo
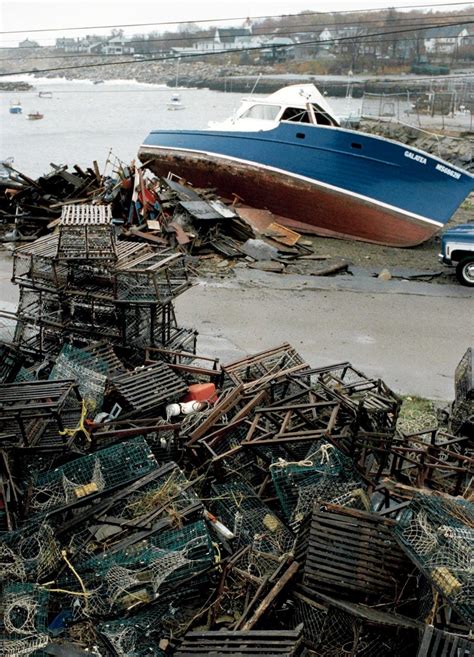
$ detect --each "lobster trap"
[114,250,191,304]
[0,380,83,450]
[26,437,158,519]
[57,204,117,262]
[212,480,294,556]
[270,440,366,526]
[394,493,474,626]
[0,583,50,657]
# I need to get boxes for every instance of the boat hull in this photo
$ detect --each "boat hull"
[139,124,474,247]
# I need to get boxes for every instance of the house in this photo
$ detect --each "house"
[55,37,78,52]
[172,26,258,56]
[19,38,39,48]
[292,32,321,60]
[424,26,470,54]
[102,35,135,56]
[318,27,335,50]
[260,37,295,62]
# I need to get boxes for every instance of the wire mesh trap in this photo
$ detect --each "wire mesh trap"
[26,437,158,518]
[394,493,474,626]
[212,480,294,556]
[0,583,50,657]
[270,440,366,526]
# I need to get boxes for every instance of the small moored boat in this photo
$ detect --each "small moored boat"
[167,93,185,111]
[27,111,44,120]
[9,101,22,114]
[38,91,53,98]
[139,83,474,247]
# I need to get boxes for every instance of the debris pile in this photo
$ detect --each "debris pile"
[1,159,351,278]
[0,213,472,656]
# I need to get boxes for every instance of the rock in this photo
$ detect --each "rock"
[378,268,392,281]
[248,260,286,273]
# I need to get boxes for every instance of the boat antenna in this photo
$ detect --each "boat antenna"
[249,72,262,96]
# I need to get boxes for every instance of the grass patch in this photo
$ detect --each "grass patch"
[397,395,438,435]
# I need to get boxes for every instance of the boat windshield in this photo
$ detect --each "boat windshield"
[281,107,312,123]
[281,104,337,126]
[240,104,281,121]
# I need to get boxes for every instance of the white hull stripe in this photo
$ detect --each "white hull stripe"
[140,143,445,228]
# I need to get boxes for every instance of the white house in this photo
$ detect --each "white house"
[102,35,135,56]
[424,26,470,54]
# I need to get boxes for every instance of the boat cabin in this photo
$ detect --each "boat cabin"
[209,84,340,131]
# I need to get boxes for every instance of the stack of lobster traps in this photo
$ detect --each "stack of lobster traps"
[0,214,472,656]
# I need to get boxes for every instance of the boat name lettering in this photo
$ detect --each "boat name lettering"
[435,163,461,180]
[404,150,427,165]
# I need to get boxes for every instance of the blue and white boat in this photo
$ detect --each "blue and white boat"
[138,84,474,247]
[9,101,22,114]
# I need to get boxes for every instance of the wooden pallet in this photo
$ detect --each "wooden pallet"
[175,629,303,656]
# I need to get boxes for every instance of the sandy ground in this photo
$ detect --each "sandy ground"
[173,271,474,401]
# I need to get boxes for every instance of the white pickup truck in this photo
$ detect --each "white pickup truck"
[439,224,474,286]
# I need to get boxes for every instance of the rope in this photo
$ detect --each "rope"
[44,550,92,615]
[58,399,95,442]
[269,444,335,469]
[269,458,314,469]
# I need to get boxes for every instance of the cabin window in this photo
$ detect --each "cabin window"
[241,104,281,120]
[311,104,336,126]
[281,107,311,123]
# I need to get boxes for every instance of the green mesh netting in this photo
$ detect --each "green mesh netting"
[27,437,158,517]
[212,480,294,556]
[49,343,108,411]
[270,440,366,525]
[69,520,215,617]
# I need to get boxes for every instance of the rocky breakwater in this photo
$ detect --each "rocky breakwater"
[0,47,271,88]
[358,118,474,173]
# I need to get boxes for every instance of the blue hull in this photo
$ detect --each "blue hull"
[139,123,474,246]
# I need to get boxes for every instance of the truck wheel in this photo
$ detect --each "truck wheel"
[456,257,474,287]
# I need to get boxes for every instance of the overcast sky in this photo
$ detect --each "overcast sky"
[1,0,470,45]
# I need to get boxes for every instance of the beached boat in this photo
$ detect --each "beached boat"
[9,101,22,114]
[138,84,474,247]
[167,93,185,111]
[27,111,44,120]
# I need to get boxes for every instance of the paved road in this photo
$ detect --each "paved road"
[1,249,473,400]
[175,272,474,401]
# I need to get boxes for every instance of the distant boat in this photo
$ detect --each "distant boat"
[167,93,185,111]
[93,80,104,85]
[38,91,53,98]
[9,101,22,114]
[27,111,44,120]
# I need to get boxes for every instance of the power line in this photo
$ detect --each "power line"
[1,2,473,34]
